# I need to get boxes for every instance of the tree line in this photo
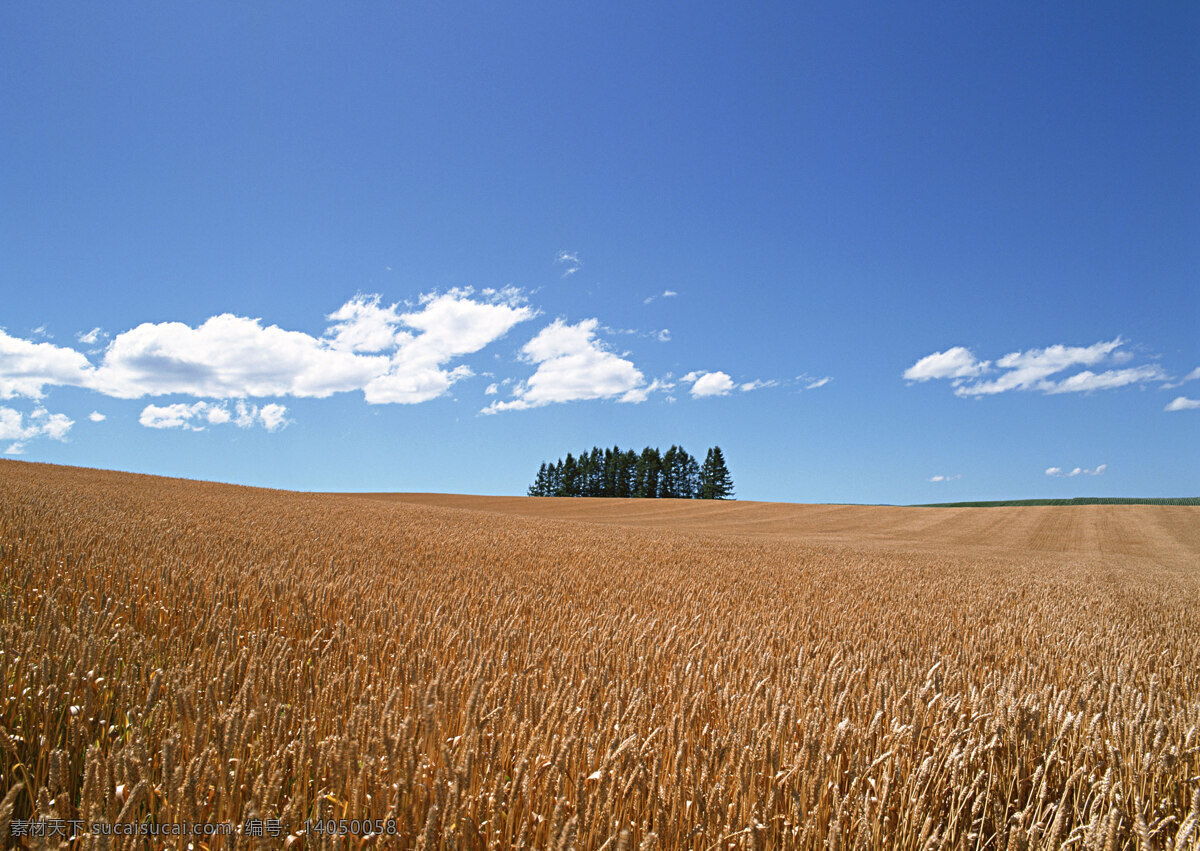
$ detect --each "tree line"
[528,445,734,499]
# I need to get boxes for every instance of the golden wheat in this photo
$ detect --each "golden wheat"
[1,460,1198,849]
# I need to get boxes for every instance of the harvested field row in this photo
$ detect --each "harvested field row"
[1,460,1199,849]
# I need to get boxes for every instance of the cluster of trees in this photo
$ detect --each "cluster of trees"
[528,445,734,499]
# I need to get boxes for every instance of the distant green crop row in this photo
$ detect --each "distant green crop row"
[913,497,1200,507]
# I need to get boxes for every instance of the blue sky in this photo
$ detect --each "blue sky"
[2,1,1197,503]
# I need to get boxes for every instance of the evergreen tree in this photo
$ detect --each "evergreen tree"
[588,447,604,496]
[528,462,551,496]
[636,447,661,498]
[660,445,679,497]
[681,452,700,499]
[530,444,724,499]
[616,449,637,497]
[562,453,579,496]
[699,446,735,499]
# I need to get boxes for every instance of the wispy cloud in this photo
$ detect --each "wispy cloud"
[739,379,779,392]
[88,411,106,422]
[927,474,961,482]
[76,327,105,345]
[1045,464,1107,477]
[905,338,1170,397]
[482,318,651,413]
[1165,396,1200,412]
[555,251,582,278]
[797,374,833,390]
[643,290,679,305]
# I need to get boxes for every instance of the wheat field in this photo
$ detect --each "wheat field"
[1,460,1198,849]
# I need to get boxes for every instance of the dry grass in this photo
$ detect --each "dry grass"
[2,460,1199,849]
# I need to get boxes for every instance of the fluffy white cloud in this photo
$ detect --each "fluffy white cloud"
[139,400,289,431]
[906,338,1172,398]
[258,403,289,432]
[683,371,735,398]
[0,406,75,454]
[927,474,961,482]
[92,313,385,400]
[482,318,649,413]
[88,411,106,422]
[364,292,533,404]
[1165,396,1200,412]
[324,295,407,353]
[903,347,989,383]
[1045,464,1107,477]
[0,291,533,410]
[0,330,93,398]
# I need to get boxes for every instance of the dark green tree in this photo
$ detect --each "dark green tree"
[561,453,578,496]
[528,462,551,496]
[699,446,734,499]
[635,447,661,498]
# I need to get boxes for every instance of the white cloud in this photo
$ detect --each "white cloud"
[484,383,499,395]
[1186,367,1200,382]
[618,378,669,405]
[92,314,386,400]
[927,474,961,482]
[685,371,735,398]
[364,292,533,404]
[324,294,407,353]
[258,403,289,432]
[4,442,24,455]
[1042,365,1167,394]
[482,318,649,413]
[139,400,290,431]
[740,379,778,392]
[1165,396,1200,412]
[907,338,1173,398]
[0,406,75,446]
[0,329,94,398]
[139,402,224,430]
[555,251,581,278]
[1045,464,1107,477]
[0,291,533,411]
[657,329,671,342]
[644,289,679,305]
[800,375,832,390]
[88,411,106,422]
[903,347,990,383]
[76,327,104,345]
